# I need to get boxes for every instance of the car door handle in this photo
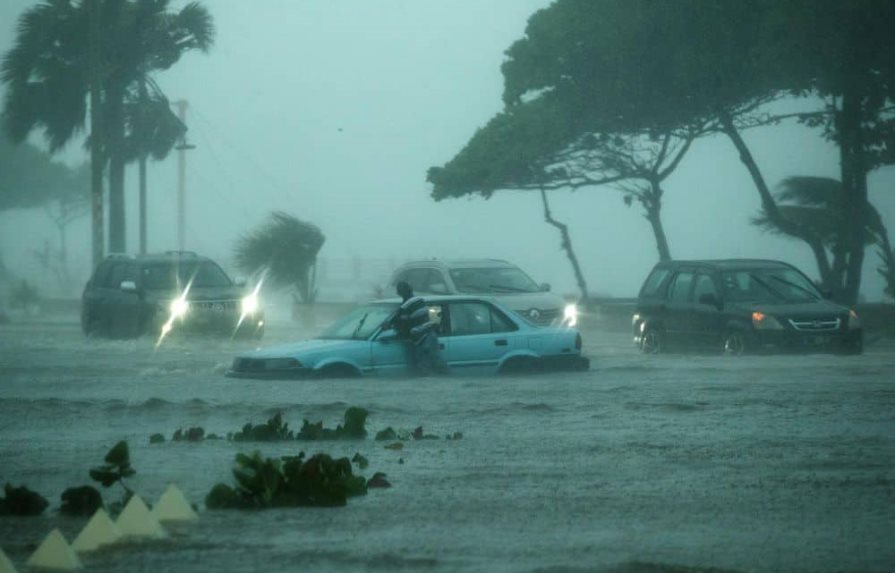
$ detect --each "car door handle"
[494,339,507,347]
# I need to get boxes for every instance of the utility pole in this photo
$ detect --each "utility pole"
[88,0,104,267]
[174,99,195,251]
[138,78,148,255]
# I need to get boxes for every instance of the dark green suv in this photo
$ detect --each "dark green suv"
[81,252,264,339]
[632,259,863,355]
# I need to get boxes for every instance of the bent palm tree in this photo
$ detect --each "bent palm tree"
[1,0,214,253]
[234,212,326,306]
[752,176,886,297]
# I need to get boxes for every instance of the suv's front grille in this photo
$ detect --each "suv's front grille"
[191,300,239,312]
[788,317,841,331]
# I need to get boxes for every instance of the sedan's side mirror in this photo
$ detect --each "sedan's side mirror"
[377,329,398,343]
[120,280,138,293]
[698,293,721,308]
[540,283,551,292]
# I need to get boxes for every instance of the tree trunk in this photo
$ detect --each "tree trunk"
[139,155,147,254]
[540,189,589,304]
[838,88,868,305]
[718,110,834,289]
[88,0,104,267]
[643,180,672,262]
[107,85,126,253]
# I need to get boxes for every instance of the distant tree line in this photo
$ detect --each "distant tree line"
[428,0,895,304]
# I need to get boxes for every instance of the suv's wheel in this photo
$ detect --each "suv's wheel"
[722,330,750,356]
[81,312,102,338]
[640,328,663,354]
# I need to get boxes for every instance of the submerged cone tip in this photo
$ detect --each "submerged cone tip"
[151,484,198,522]
[25,529,82,570]
[72,508,122,552]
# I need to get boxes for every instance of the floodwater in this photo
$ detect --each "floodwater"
[1,308,893,573]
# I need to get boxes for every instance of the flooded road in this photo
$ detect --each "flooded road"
[1,310,894,573]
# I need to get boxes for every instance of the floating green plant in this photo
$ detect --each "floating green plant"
[296,407,368,440]
[0,483,48,516]
[205,450,369,510]
[230,412,294,441]
[59,485,103,517]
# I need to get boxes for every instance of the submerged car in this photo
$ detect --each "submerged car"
[632,259,863,355]
[227,295,589,379]
[386,259,578,327]
[81,251,264,339]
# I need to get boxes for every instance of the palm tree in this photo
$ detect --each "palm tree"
[1,0,214,253]
[752,176,886,298]
[234,212,327,308]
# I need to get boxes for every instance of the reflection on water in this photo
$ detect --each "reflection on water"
[1,315,894,572]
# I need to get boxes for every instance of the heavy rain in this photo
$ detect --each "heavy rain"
[1,1,894,572]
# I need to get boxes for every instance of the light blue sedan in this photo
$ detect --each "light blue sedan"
[227,296,589,379]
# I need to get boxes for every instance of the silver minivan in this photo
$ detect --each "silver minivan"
[386,259,577,327]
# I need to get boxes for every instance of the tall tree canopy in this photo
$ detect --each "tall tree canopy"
[432,0,895,304]
[1,0,214,252]
[0,135,87,212]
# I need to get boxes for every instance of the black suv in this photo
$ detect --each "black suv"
[632,259,863,355]
[81,252,264,339]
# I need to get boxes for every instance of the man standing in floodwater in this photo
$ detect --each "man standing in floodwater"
[391,281,445,375]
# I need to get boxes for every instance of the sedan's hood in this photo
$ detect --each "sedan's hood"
[240,338,365,360]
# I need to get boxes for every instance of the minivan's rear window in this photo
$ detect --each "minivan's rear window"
[640,268,671,298]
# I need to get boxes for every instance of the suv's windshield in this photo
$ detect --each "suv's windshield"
[722,268,822,303]
[141,261,233,290]
[318,303,398,340]
[449,267,539,294]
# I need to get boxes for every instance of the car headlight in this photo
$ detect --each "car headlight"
[752,311,783,330]
[170,297,189,318]
[848,309,861,330]
[564,304,578,327]
[241,294,259,315]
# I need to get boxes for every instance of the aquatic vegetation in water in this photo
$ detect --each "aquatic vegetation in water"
[59,485,103,516]
[375,427,397,441]
[366,472,391,489]
[296,407,368,440]
[173,427,205,442]
[351,453,369,469]
[205,450,368,509]
[230,412,294,441]
[412,426,439,440]
[0,483,49,516]
[149,433,165,444]
[376,425,459,441]
[89,441,136,512]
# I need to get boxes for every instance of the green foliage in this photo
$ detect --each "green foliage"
[173,427,206,442]
[234,212,325,304]
[89,441,135,490]
[374,427,397,441]
[351,453,369,470]
[296,407,368,441]
[205,451,368,510]
[59,485,103,517]
[149,433,165,444]
[0,483,48,516]
[0,135,88,212]
[9,280,39,311]
[366,472,391,489]
[231,412,294,442]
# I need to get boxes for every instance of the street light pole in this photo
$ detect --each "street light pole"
[174,99,195,251]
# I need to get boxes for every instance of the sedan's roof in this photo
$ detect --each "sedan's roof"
[372,294,497,304]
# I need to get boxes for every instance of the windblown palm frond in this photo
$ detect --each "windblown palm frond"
[752,176,883,248]
[234,212,325,302]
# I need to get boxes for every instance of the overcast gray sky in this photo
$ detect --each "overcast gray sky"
[2,0,894,301]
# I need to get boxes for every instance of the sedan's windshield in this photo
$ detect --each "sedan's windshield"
[318,303,398,340]
[142,261,233,290]
[722,268,822,303]
[449,267,539,294]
